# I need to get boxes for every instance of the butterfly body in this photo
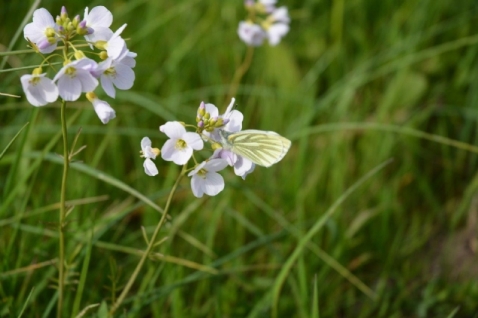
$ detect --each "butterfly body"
[218,129,291,167]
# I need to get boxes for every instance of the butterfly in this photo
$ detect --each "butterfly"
[218,129,291,167]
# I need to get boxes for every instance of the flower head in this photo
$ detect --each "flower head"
[188,159,228,198]
[86,92,115,124]
[53,58,99,101]
[23,8,59,53]
[198,98,243,142]
[160,121,204,165]
[20,68,59,107]
[238,1,290,46]
[140,137,160,176]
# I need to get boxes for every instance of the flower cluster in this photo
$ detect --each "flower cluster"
[141,98,256,198]
[238,0,290,46]
[21,6,136,124]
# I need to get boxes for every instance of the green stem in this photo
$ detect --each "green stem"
[227,46,254,102]
[109,165,186,315]
[57,99,69,318]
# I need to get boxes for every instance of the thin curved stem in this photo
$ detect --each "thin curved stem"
[109,165,187,315]
[227,46,254,102]
[57,99,68,318]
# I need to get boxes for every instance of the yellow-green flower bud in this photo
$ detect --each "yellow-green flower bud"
[94,41,107,50]
[32,67,43,76]
[74,51,86,60]
[99,51,108,60]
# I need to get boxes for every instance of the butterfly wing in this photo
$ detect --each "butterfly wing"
[227,130,291,167]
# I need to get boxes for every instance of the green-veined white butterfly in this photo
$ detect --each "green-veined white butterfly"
[218,129,291,167]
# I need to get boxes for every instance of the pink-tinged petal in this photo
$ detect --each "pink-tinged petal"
[77,71,98,92]
[170,147,193,165]
[204,103,219,117]
[271,7,290,23]
[39,77,59,103]
[144,158,158,176]
[267,23,289,46]
[224,110,243,132]
[214,149,236,166]
[32,8,55,29]
[92,99,115,124]
[191,175,205,198]
[205,159,228,172]
[23,23,43,42]
[20,74,58,107]
[111,64,134,90]
[182,132,203,150]
[161,121,186,139]
[203,172,224,196]
[161,139,177,160]
[84,27,113,43]
[86,6,113,28]
[238,22,266,46]
[234,156,254,177]
[100,75,116,98]
[57,76,82,101]
[119,52,137,68]
[37,41,57,54]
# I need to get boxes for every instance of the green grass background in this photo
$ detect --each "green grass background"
[1,0,478,316]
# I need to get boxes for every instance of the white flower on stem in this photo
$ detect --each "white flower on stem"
[188,159,228,198]
[85,92,115,124]
[140,137,160,176]
[265,7,290,46]
[53,58,99,101]
[95,51,136,98]
[160,121,203,165]
[238,21,267,47]
[83,6,114,44]
[20,68,58,106]
[23,8,59,54]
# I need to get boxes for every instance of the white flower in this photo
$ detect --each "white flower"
[140,137,159,176]
[23,8,59,54]
[160,121,204,165]
[265,7,290,46]
[20,71,58,106]
[188,159,228,198]
[53,58,99,101]
[95,52,136,98]
[238,21,267,47]
[200,98,243,142]
[83,6,114,44]
[86,92,116,124]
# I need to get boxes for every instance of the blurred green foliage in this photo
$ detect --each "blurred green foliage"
[1,0,478,317]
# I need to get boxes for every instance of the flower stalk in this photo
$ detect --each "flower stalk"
[57,98,68,318]
[109,165,187,314]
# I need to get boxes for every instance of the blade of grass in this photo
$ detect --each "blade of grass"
[271,159,393,317]
[0,122,29,161]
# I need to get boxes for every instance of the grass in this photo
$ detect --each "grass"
[1,0,478,317]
